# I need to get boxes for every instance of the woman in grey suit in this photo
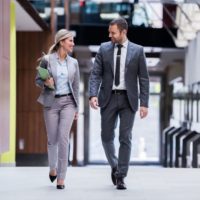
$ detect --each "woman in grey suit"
[35,29,80,189]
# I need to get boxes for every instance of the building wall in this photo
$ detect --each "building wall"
[0,0,17,165]
[16,32,52,154]
[185,32,200,85]
[0,0,10,154]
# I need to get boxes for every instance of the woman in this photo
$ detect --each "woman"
[35,29,80,189]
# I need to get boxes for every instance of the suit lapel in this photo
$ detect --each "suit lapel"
[66,56,73,83]
[49,53,57,83]
[125,42,132,70]
[107,43,115,74]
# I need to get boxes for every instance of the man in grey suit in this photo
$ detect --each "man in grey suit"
[89,18,149,190]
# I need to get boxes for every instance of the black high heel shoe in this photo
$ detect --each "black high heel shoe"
[57,185,65,189]
[49,174,57,183]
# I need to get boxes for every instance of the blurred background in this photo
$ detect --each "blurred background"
[1,0,200,169]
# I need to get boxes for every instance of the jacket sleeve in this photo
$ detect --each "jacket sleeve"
[138,47,149,108]
[72,60,80,111]
[89,45,103,98]
[35,57,48,89]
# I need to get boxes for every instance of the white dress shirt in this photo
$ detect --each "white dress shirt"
[112,39,128,90]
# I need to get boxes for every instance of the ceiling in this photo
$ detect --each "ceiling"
[15,0,43,31]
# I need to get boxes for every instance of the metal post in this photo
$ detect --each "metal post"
[50,0,57,34]
[64,0,70,29]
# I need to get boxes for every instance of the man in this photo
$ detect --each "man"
[89,18,149,190]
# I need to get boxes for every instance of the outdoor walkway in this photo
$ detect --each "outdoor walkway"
[0,166,199,200]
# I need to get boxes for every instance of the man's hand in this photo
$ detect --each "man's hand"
[89,97,99,110]
[139,106,148,119]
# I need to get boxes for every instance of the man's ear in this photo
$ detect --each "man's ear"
[123,29,127,35]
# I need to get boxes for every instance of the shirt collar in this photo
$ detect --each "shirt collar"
[55,52,68,61]
[115,39,128,48]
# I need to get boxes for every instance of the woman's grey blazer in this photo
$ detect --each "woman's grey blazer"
[35,53,80,111]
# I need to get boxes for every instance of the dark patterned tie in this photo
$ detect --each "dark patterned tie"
[115,44,123,86]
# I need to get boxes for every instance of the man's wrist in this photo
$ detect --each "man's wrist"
[89,96,96,100]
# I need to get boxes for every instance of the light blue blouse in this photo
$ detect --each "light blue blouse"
[55,54,71,95]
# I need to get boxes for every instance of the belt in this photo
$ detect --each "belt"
[112,90,127,95]
[55,93,72,98]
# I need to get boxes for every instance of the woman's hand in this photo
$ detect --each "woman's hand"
[74,112,79,120]
[44,77,54,88]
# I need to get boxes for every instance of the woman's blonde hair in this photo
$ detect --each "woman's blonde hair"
[48,29,74,54]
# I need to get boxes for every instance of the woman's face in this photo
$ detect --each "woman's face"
[60,36,74,53]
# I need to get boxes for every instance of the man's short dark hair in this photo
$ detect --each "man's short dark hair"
[109,17,128,32]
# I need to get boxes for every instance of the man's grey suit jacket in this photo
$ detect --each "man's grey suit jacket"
[35,53,80,110]
[89,41,149,112]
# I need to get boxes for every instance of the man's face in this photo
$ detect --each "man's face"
[108,24,126,44]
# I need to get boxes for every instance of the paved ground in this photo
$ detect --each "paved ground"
[0,166,200,200]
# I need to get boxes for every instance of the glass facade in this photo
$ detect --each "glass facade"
[89,78,161,163]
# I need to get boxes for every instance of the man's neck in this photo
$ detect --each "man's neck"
[120,36,128,45]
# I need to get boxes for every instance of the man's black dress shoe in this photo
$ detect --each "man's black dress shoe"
[49,174,57,183]
[111,167,117,185]
[57,185,65,189]
[116,177,127,190]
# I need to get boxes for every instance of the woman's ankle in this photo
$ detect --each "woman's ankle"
[49,169,57,176]
[57,179,64,185]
